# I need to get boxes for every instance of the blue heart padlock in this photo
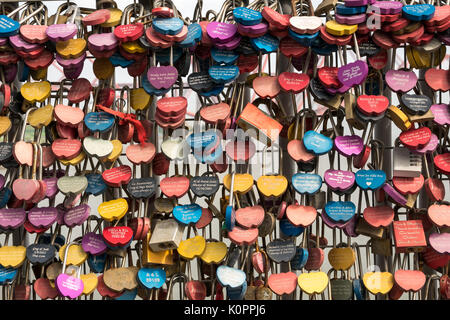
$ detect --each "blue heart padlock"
[291,247,309,271]
[211,48,239,65]
[87,253,107,273]
[115,289,137,300]
[209,65,240,84]
[232,7,262,26]
[187,131,219,151]
[292,173,322,195]
[142,75,171,96]
[0,266,17,285]
[355,170,386,190]
[110,52,134,68]
[325,201,356,223]
[85,173,107,196]
[0,187,12,208]
[137,268,166,289]
[280,218,304,237]
[84,112,115,133]
[179,23,202,48]
[0,16,19,37]
[173,204,202,225]
[216,265,246,289]
[303,130,333,155]
[227,281,247,300]
[152,17,184,35]
[250,34,279,53]
[402,4,435,21]
[288,29,319,47]
[336,4,367,15]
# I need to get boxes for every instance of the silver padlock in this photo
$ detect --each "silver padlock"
[149,219,185,252]
[393,147,422,178]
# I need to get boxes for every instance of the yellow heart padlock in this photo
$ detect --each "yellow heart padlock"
[325,20,357,36]
[387,105,412,131]
[93,58,114,80]
[297,272,329,295]
[56,38,87,59]
[363,272,394,295]
[177,235,206,260]
[257,146,288,198]
[328,247,356,271]
[200,241,227,264]
[21,81,51,103]
[28,104,54,129]
[130,88,151,111]
[60,152,86,166]
[0,116,12,137]
[59,244,88,266]
[0,246,26,268]
[101,8,122,27]
[81,273,98,295]
[223,173,254,194]
[122,41,146,54]
[98,198,128,222]
[102,140,123,163]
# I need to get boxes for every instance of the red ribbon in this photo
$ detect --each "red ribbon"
[96,104,148,144]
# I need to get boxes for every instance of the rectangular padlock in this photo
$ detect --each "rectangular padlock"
[237,103,283,144]
[393,220,427,252]
[355,218,385,239]
[393,147,422,178]
[148,219,184,252]
[143,232,174,265]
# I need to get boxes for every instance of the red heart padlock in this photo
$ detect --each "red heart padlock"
[102,165,132,187]
[399,127,432,149]
[159,176,190,198]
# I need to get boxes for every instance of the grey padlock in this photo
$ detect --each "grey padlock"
[149,219,185,252]
[393,147,422,178]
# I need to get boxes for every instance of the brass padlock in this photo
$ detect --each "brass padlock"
[142,232,174,265]
[371,238,392,256]
[148,219,184,252]
[355,217,385,239]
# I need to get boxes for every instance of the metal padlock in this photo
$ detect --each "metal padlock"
[142,232,173,265]
[393,147,422,178]
[355,217,385,239]
[148,218,184,252]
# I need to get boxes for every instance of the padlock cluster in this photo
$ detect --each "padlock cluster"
[0,0,447,301]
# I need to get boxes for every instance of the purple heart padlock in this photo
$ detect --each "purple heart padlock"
[28,207,58,229]
[46,23,77,42]
[412,134,438,154]
[9,34,42,52]
[43,177,58,198]
[56,52,86,69]
[429,233,450,254]
[335,14,367,25]
[325,84,350,95]
[206,22,238,44]
[324,169,355,192]
[215,34,242,50]
[385,70,417,93]
[338,60,368,87]
[343,214,358,237]
[87,33,118,51]
[64,64,84,80]
[147,65,178,90]
[371,1,403,14]
[431,104,450,125]
[63,204,90,227]
[237,22,268,36]
[382,184,407,206]
[0,208,26,229]
[81,232,107,256]
[321,210,350,229]
[334,135,364,157]
[56,274,84,299]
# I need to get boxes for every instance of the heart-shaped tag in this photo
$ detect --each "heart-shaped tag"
[20,81,51,103]
[58,244,87,266]
[28,207,58,228]
[278,72,310,93]
[0,208,26,229]
[363,206,394,227]
[355,170,386,190]
[392,174,424,195]
[328,247,355,270]
[102,165,132,187]
[98,198,128,222]
[324,169,355,191]
[200,242,227,264]
[52,139,82,160]
[228,226,258,245]
[303,130,333,155]
[429,233,450,254]
[394,270,426,292]
[20,25,48,44]
[286,205,317,227]
[34,278,58,300]
[325,201,356,223]
[292,173,322,195]
[253,76,281,98]
[399,127,431,149]
[82,232,107,256]
[267,272,297,295]
[357,95,389,116]
[147,65,178,90]
[428,204,450,227]
[385,69,418,92]
[0,246,26,268]
[363,272,394,294]
[337,60,368,87]
[425,68,450,92]
[216,265,246,288]
[235,205,264,229]
[102,226,133,247]
[173,204,202,225]
[297,272,329,295]
[257,175,288,198]
[137,268,166,289]
[57,176,88,195]
[125,142,156,165]
[160,176,189,198]
[56,274,84,299]
[434,153,450,174]
[177,236,206,259]
[287,139,315,162]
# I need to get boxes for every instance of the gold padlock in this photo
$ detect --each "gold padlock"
[142,232,174,266]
